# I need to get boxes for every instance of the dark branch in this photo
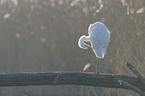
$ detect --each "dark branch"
[119,80,145,96]
[0,72,145,91]
[127,62,145,84]
[0,63,145,96]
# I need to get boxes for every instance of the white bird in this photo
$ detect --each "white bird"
[78,22,110,74]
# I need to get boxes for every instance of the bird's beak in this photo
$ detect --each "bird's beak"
[84,44,92,49]
[88,46,93,49]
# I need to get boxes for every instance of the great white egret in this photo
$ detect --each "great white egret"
[78,22,110,74]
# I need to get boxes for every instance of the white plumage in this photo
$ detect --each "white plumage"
[78,22,110,59]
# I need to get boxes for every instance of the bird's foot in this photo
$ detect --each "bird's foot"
[95,71,100,76]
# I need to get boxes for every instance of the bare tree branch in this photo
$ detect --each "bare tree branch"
[127,62,145,84]
[119,80,145,96]
[0,72,144,90]
[0,63,145,96]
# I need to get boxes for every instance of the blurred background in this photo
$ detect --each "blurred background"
[0,0,145,96]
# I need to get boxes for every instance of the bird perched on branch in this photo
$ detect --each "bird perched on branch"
[78,22,110,74]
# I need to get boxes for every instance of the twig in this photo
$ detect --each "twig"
[126,62,145,84]
[119,80,145,96]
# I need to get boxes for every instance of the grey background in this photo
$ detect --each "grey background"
[0,0,145,96]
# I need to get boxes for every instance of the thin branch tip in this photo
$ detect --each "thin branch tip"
[119,80,145,96]
[126,62,145,85]
[126,62,133,69]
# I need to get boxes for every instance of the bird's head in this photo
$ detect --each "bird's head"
[78,35,92,49]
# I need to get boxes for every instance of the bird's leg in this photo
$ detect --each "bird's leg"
[96,59,100,75]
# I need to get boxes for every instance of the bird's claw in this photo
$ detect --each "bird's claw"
[95,71,100,75]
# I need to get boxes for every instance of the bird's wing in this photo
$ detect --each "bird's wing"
[89,26,110,49]
[88,22,110,58]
